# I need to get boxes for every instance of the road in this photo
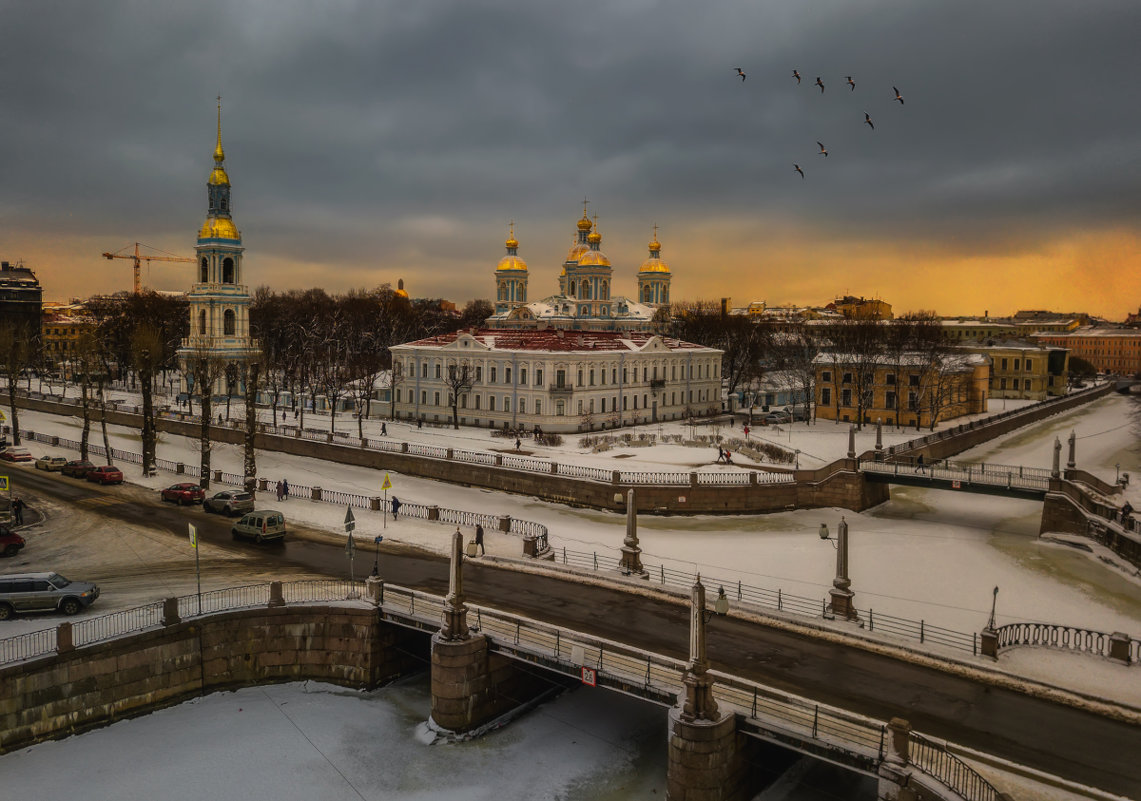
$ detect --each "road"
[9,466,1141,798]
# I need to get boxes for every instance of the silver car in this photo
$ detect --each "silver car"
[204,490,255,517]
[0,572,100,620]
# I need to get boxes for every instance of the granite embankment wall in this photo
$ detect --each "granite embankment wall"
[0,603,427,754]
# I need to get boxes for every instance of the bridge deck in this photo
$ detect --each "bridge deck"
[860,458,1050,500]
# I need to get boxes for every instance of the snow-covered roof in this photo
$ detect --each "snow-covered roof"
[394,328,720,354]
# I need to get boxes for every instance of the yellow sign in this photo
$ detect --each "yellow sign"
[0,410,6,423]
[0,476,7,492]
[188,523,198,549]
[381,473,392,491]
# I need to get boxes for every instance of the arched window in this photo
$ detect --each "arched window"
[198,310,207,335]
[200,258,208,283]
[569,280,576,297]
[643,286,652,303]
[222,257,235,284]
[223,309,236,335]
[581,283,592,299]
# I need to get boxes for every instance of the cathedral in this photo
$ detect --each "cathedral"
[486,204,672,331]
[177,102,259,398]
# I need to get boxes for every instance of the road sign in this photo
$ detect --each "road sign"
[344,506,356,532]
[374,535,384,544]
[952,480,961,489]
[581,666,597,687]
[188,523,198,548]
[381,473,392,491]
[0,410,6,423]
[0,476,8,492]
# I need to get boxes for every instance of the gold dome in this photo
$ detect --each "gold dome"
[497,254,528,271]
[576,208,593,231]
[208,165,230,186]
[394,287,409,298]
[565,243,588,263]
[505,234,519,249]
[639,257,670,273]
[578,250,611,267]
[648,237,662,252]
[587,229,602,245]
[199,217,239,240]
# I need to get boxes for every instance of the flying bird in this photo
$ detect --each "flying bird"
[735,67,746,81]
[817,141,828,157]
[864,112,874,130]
[815,76,825,93]
[847,75,856,91]
[893,86,905,104]
[794,164,804,178]
[792,69,801,84]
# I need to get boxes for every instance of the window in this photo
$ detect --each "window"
[489,396,496,411]
[223,309,235,335]
[435,364,442,379]
[536,369,543,386]
[613,368,618,384]
[556,401,565,416]
[1013,359,1020,370]
[908,374,919,387]
[886,391,896,408]
[420,391,427,404]
[1001,358,1008,370]
[908,392,918,411]
[490,367,497,383]
[1000,378,1007,390]
[589,370,595,386]
[623,368,628,383]
[841,389,852,407]
[198,310,206,335]
[520,368,527,384]
[475,395,481,409]
[476,366,483,382]
[504,398,510,412]
[842,372,853,384]
[643,367,648,382]
[578,369,583,386]
[200,258,208,283]
[421,363,428,378]
[633,395,639,409]
[222,257,235,283]
[672,365,677,380]
[1026,359,1033,370]
[578,399,583,414]
[1024,379,1031,390]
[460,395,467,409]
[556,369,566,388]
[535,399,541,415]
[601,398,607,413]
[505,367,512,384]
[822,370,832,383]
[519,398,525,413]
[885,373,896,385]
[433,391,440,406]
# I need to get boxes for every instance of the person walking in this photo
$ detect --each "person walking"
[515,437,521,451]
[380,422,387,436]
[916,454,925,473]
[11,497,25,525]
[391,496,401,520]
[417,419,423,429]
[743,425,750,440]
[717,445,725,463]
[282,479,290,500]
[475,523,485,555]
[275,480,283,502]
[725,450,733,464]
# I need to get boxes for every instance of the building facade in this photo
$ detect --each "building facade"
[390,329,722,433]
[177,103,259,397]
[0,261,43,342]
[963,343,1068,399]
[813,353,989,427]
[1034,328,1141,375]
[487,205,670,332]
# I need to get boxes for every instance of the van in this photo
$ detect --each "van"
[231,510,287,544]
[0,572,100,620]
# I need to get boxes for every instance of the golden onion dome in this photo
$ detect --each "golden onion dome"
[394,287,409,298]
[505,234,519,249]
[639,257,670,273]
[497,254,528,271]
[578,250,611,267]
[576,212,593,232]
[199,217,239,240]
[208,165,230,186]
[587,230,602,245]
[648,237,662,252]
[565,243,588,263]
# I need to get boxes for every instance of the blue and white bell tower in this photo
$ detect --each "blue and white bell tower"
[178,99,259,398]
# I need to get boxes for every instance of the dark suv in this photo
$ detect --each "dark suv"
[0,526,25,557]
[0,572,100,619]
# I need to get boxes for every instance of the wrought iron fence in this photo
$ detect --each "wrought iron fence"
[72,601,164,647]
[178,584,270,618]
[911,734,1000,801]
[0,627,56,664]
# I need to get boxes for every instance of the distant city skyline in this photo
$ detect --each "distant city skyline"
[5,0,1141,318]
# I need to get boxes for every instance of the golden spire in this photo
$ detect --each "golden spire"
[576,198,593,231]
[213,95,225,163]
[505,219,519,250]
[649,223,662,252]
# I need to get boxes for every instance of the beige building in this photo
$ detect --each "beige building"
[1034,327,1141,375]
[390,329,723,433]
[813,352,989,428]
[963,343,1068,399]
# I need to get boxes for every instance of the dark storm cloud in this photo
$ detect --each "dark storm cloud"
[3,0,1140,293]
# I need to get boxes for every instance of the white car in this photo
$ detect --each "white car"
[34,455,68,471]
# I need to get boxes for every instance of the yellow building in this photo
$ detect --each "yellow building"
[1034,328,1141,374]
[830,296,893,321]
[963,343,1068,399]
[939,320,1018,341]
[813,352,989,427]
[41,312,92,364]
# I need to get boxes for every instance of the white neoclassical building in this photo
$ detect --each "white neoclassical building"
[390,328,723,433]
[177,102,259,397]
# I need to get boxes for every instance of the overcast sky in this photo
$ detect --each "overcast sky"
[3,0,1140,318]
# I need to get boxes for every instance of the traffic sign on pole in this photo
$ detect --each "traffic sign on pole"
[344,506,356,532]
[0,476,8,492]
[381,473,392,491]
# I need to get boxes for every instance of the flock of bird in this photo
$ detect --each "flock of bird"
[734,67,907,179]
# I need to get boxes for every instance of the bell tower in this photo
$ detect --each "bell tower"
[178,98,259,398]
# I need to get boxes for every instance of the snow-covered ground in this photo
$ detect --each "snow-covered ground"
[3,389,1138,801]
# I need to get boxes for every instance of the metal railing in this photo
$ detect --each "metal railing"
[861,458,1051,492]
[911,734,1000,801]
[72,601,164,647]
[993,621,1137,662]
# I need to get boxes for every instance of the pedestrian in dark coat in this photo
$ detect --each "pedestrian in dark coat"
[11,497,25,525]
[282,479,290,500]
[380,422,387,436]
[916,454,925,473]
[717,446,725,463]
[475,524,485,555]
[275,480,283,502]
[391,497,401,520]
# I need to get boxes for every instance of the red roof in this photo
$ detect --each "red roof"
[400,328,714,353]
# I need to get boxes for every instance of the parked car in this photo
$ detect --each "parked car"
[0,526,25,557]
[61,459,96,478]
[0,447,33,462]
[231,510,287,544]
[86,465,124,485]
[34,455,68,471]
[786,406,810,422]
[0,572,100,620]
[762,410,791,425]
[204,490,255,517]
[162,482,206,505]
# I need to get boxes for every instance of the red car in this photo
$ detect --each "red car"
[0,447,32,462]
[162,483,205,505]
[86,465,124,485]
[61,459,96,478]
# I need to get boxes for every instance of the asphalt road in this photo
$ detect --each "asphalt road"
[10,465,1141,798]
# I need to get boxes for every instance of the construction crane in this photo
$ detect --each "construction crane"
[102,242,196,294]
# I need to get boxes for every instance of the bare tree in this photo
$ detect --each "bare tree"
[0,321,31,446]
[444,360,474,429]
[184,345,227,490]
[131,325,163,476]
[244,361,260,492]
